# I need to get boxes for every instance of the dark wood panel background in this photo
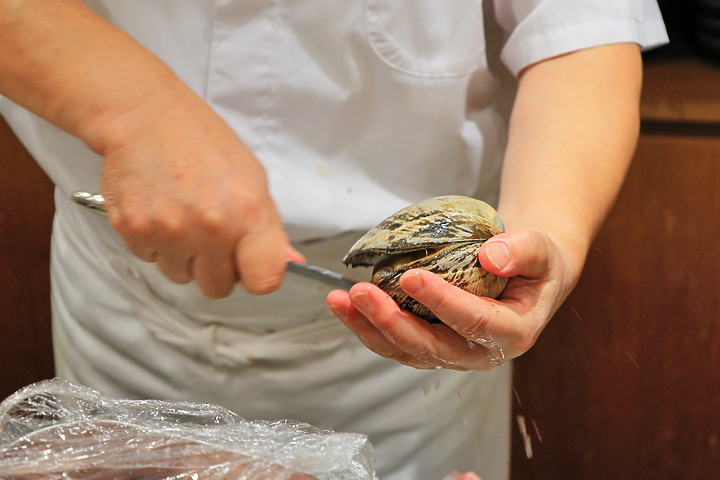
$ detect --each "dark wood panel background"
[509,48,720,479]
[0,116,55,399]
[510,125,720,479]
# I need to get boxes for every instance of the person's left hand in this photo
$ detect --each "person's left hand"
[326,229,580,370]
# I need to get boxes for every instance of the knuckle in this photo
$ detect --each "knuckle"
[388,351,417,367]
[198,208,225,233]
[157,212,184,237]
[230,191,263,218]
[418,291,443,312]
[511,333,537,356]
[456,314,492,342]
[412,285,447,317]
[114,211,152,237]
[412,344,441,365]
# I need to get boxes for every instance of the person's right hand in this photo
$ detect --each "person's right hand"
[0,1,291,299]
[98,88,289,299]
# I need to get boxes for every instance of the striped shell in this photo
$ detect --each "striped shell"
[343,195,508,322]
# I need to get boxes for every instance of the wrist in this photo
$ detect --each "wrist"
[78,78,192,156]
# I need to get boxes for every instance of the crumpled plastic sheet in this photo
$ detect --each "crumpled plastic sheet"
[0,379,378,480]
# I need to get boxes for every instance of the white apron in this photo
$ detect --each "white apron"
[0,1,667,478]
[49,192,513,480]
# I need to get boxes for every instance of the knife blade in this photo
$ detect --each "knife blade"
[286,260,358,290]
[71,191,359,290]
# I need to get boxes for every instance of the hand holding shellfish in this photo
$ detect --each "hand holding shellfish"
[327,196,574,371]
[341,196,508,322]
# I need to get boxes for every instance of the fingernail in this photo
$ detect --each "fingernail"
[484,241,511,270]
[329,305,346,319]
[400,270,424,293]
[351,291,372,312]
[286,245,307,263]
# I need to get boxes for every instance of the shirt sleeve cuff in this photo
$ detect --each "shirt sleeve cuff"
[501,17,670,76]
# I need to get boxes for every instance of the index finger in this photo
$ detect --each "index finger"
[345,282,506,370]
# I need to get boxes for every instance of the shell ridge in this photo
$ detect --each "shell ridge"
[341,195,508,321]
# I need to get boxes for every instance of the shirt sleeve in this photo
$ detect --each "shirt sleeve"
[494,0,670,76]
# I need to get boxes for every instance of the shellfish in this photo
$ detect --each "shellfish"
[343,195,508,322]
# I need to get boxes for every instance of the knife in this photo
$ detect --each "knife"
[71,191,359,290]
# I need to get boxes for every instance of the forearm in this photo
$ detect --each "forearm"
[0,0,194,154]
[498,43,643,280]
[1,1,291,297]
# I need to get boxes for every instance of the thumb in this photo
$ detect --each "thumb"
[479,230,552,279]
[286,243,307,263]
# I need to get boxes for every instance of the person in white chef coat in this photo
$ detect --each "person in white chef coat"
[0,1,667,479]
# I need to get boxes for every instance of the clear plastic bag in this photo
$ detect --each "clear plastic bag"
[0,379,377,480]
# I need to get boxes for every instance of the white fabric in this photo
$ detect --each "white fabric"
[0,1,667,479]
[49,194,513,480]
[496,0,670,74]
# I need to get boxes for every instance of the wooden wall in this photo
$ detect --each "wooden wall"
[510,53,720,479]
[0,116,55,399]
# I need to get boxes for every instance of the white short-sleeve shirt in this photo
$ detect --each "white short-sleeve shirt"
[2,0,668,241]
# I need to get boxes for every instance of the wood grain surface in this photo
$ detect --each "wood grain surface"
[0,116,55,400]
